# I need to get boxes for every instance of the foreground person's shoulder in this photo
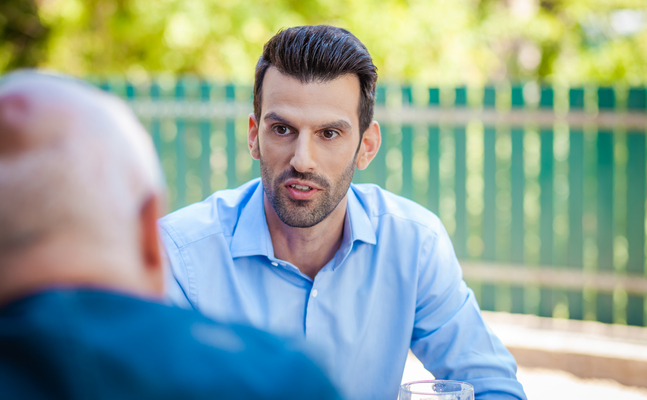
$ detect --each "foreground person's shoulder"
[72,291,343,400]
[157,303,344,400]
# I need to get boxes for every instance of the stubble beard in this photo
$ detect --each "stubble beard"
[260,155,357,228]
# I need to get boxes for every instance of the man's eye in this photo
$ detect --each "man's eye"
[273,125,290,135]
[322,130,339,139]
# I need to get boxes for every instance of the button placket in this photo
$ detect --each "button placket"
[304,270,329,336]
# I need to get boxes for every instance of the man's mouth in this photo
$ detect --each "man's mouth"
[289,184,313,191]
[284,180,320,200]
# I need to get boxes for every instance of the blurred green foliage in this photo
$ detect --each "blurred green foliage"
[2,0,646,84]
[0,0,48,70]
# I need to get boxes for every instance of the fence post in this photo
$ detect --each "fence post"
[539,128,555,317]
[374,86,387,189]
[510,108,525,313]
[596,130,614,323]
[483,86,496,109]
[225,84,237,189]
[626,129,645,326]
[627,88,646,111]
[401,86,413,200]
[200,80,212,199]
[175,79,186,209]
[567,128,584,320]
[539,86,554,109]
[482,129,497,261]
[428,125,440,215]
[454,125,467,259]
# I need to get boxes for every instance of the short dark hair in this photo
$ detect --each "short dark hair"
[253,25,378,136]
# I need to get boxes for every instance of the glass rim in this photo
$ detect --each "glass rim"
[400,379,474,395]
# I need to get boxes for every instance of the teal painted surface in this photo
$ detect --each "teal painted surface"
[511,86,524,108]
[175,119,186,209]
[482,127,496,261]
[225,84,237,189]
[567,129,584,321]
[454,126,467,259]
[401,86,413,105]
[568,130,584,268]
[539,86,553,109]
[510,127,526,315]
[540,129,554,266]
[427,126,440,215]
[97,80,647,327]
[510,128,525,264]
[454,87,467,107]
[569,88,585,109]
[539,129,555,318]
[199,81,212,199]
[401,125,413,200]
[376,86,386,106]
[428,88,439,106]
[597,131,615,324]
[626,132,645,275]
[374,124,387,190]
[627,132,646,326]
[149,83,162,156]
[597,131,615,272]
[483,87,496,108]
[628,88,646,110]
[174,82,186,209]
[597,87,615,110]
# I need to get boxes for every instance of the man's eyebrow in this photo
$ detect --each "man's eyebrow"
[316,120,352,131]
[264,112,352,131]
[263,112,293,126]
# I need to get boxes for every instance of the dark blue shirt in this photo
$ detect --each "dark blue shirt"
[0,289,342,400]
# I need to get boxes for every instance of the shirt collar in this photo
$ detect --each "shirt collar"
[345,184,377,246]
[230,182,274,259]
[229,182,376,259]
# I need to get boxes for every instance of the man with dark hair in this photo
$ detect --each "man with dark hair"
[161,25,527,400]
[0,71,341,400]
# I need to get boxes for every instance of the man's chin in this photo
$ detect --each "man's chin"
[274,203,326,228]
[285,198,312,207]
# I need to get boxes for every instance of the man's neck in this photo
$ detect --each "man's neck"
[0,238,159,307]
[264,194,347,280]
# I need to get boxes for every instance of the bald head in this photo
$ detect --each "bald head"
[0,71,165,303]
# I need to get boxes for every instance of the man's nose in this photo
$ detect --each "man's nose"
[290,133,317,172]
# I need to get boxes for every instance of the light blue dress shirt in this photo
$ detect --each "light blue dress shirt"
[160,179,527,400]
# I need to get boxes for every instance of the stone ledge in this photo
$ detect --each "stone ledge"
[482,311,647,388]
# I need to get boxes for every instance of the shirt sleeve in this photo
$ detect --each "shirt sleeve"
[158,223,194,310]
[410,223,527,400]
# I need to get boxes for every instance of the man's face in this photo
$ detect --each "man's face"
[251,67,364,228]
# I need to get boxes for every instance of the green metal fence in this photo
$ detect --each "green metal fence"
[97,78,647,327]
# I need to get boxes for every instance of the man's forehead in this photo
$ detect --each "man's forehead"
[260,67,361,126]
[262,66,361,94]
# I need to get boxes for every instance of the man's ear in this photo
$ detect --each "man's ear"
[248,113,260,160]
[356,121,381,170]
[139,193,164,297]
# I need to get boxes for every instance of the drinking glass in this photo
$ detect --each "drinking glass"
[399,380,474,400]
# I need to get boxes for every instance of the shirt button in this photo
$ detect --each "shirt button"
[311,289,318,298]
[271,262,278,267]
